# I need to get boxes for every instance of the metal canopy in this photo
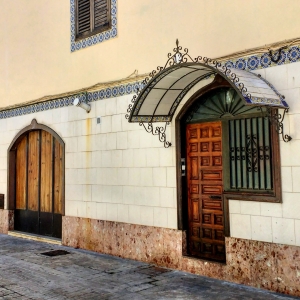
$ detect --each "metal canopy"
[126,41,288,124]
[125,40,291,147]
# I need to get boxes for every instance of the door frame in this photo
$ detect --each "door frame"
[7,119,65,216]
[175,75,231,238]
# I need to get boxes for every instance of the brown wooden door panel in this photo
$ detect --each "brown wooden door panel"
[54,140,63,214]
[202,198,222,210]
[186,122,225,262]
[28,131,40,211]
[201,185,222,194]
[192,200,200,222]
[201,170,222,181]
[40,131,53,213]
[14,129,64,238]
[16,137,27,210]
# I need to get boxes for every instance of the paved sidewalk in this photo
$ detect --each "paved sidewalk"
[0,234,299,300]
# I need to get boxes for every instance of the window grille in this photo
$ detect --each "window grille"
[229,117,272,191]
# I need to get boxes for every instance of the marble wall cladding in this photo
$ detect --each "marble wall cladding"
[62,216,300,297]
[0,210,13,234]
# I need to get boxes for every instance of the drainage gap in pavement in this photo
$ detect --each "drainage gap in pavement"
[40,250,70,257]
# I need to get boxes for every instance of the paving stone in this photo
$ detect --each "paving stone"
[0,234,299,300]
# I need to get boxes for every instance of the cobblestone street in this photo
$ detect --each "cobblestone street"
[0,234,298,300]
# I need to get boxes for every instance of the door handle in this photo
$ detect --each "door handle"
[209,195,222,199]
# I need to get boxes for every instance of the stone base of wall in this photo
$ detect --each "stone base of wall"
[62,216,300,297]
[0,209,14,234]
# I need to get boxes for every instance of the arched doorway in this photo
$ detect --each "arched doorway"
[176,75,279,263]
[8,119,64,239]
[126,41,285,263]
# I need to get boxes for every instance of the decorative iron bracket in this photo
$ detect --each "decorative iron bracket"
[139,121,172,148]
[268,46,287,63]
[125,87,172,148]
[266,107,292,142]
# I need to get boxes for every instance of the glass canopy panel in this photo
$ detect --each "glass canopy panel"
[154,90,182,115]
[154,67,195,89]
[231,68,286,107]
[137,89,166,115]
[128,63,288,123]
[171,69,212,90]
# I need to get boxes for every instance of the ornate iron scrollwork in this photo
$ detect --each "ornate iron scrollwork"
[266,107,292,142]
[268,47,287,63]
[124,39,252,118]
[125,39,253,147]
[246,135,258,172]
[125,91,139,120]
[230,135,270,172]
[125,40,290,147]
[139,122,172,148]
[125,88,172,147]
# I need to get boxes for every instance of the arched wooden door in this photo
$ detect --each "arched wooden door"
[10,121,64,239]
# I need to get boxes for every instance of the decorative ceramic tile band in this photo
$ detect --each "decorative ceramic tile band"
[0,82,143,120]
[223,46,300,71]
[70,0,117,52]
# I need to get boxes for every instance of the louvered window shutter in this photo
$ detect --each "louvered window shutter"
[94,0,110,29]
[76,0,111,39]
[77,0,91,36]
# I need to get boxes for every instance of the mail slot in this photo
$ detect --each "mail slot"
[0,194,4,209]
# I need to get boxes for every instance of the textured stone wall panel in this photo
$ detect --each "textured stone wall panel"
[0,210,13,234]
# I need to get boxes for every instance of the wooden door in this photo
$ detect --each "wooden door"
[186,121,225,262]
[14,130,63,238]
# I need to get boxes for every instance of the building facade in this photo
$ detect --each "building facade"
[0,0,300,296]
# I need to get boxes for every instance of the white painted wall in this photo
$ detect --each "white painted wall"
[0,92,178,229]
[228,62,300,247]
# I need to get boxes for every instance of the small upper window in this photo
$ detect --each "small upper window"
[76,0,111,40]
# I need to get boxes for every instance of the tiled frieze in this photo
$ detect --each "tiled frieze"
[223,46,300,71]
[62,216,300,297]
[0,82,143,120]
